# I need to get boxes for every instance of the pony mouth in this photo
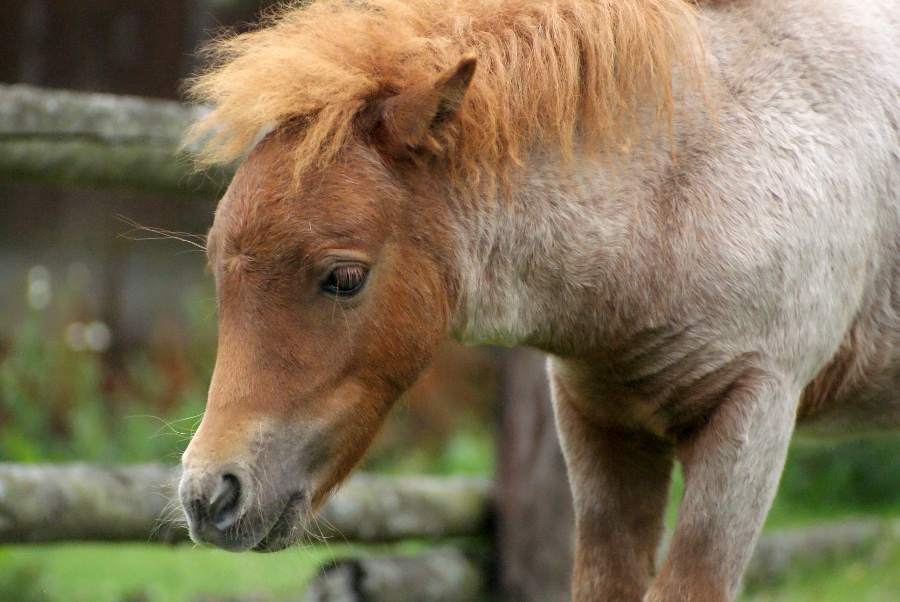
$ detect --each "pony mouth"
[252,491,310,552]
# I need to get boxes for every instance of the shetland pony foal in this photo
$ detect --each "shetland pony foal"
[178,0,900,599]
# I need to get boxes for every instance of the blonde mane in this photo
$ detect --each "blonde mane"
[186,0,706,188]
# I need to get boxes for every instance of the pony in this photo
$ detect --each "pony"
[177,0,900,600]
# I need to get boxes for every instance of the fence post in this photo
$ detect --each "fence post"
[493,347,574,601]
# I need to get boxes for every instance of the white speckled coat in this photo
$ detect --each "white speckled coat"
[449,0,900,599]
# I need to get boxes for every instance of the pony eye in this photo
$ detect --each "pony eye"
[321,265,368,297]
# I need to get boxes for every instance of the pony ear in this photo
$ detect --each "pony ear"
[376,54,477,156]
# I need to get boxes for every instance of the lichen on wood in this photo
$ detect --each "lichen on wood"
[0,83,231,196]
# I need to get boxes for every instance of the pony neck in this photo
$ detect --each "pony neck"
[446,121,705,355]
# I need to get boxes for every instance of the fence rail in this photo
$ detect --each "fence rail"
[0,463,490,545]
[2,461,897,594]
[0,83,229,196]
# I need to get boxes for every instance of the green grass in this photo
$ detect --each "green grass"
[0,543,346,602]
[3,529,899,602]
[0,539,456,602]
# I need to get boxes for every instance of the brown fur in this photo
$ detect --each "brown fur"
[200,134,455,507]
[185,0,704,190]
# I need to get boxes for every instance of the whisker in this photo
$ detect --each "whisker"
[124,413,204,441]
[310,513,339,569]
[116,215,207,250]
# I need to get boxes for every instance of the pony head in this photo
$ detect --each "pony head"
[179,56,476,551]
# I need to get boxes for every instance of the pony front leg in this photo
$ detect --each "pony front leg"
[552,375,674,602]
[647,373,799,602]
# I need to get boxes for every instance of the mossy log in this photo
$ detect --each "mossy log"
[316,474,492,543]
[306,547,488,602]
[743,518,898,590]
[0,463,181,544]
[0,83,231,196]
[0,463,491,544]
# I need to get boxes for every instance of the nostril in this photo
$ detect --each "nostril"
[190,498,207,523]
[209,473,243,529]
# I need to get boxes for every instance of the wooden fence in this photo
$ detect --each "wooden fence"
[1,462,898,601]
[2,83,900,601]
[0,463,492,601]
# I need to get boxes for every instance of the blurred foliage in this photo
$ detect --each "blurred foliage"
[363,342,497,476]
[774,435,900,518]
[363,422,495,477]
[0,276,214,464]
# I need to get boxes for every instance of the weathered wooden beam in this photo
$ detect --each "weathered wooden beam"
[317,474,492,543]
[306,548,488,602]
[0,463,491,544]
[743,518,894,590]
[494,347,573,602]
[0,83,231,196]
[0,463,181,544]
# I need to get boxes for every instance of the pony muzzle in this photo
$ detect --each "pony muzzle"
[179,465,256,551]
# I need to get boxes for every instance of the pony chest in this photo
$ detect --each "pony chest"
[557,325,763,439]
